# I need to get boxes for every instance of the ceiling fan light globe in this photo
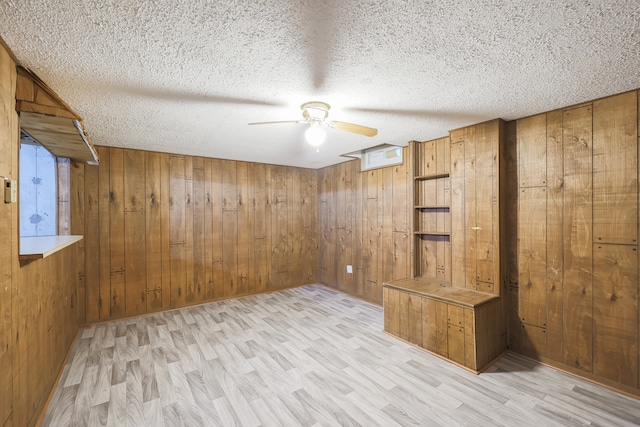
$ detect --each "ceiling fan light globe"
[305,125,326,146]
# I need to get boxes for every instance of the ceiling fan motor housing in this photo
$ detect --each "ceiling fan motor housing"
[301,101,330,121]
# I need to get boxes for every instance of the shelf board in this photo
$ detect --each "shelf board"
[414,231,451,236]
[19,235,83,260]
[415,205,450,210]
[414,172,449,181]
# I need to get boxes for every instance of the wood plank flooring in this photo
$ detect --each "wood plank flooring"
[41,285,640,426]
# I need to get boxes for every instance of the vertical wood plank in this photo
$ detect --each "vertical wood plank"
[383,287,399,335]
[169,156,186,245]
[192,161,206,302]
[382,167,394,283]
[84,163,100,322]
[464,308,476,370]
[518,186,547,328]
[407,293,423,346]
[236,161,250,295]
[593,244,638,387]
[253,163,268,293]
[160,153,171,309]
[124,210,146,314]
[422,298,437,352]
[203,158,214,299]
[398,291,410,341]
[450,141,465,287]
[97,146,111,319]
[222,160,238,297]
[436,302,448,357]
[169,155,186,307]
[124,149,145,212]
[211,159,224,298]
[517,114,548,188]
[546,109,564,363]
[109,148,125,316]
[475,122,495,290]
[562,104,593,373]
[184,175,194,303]
[593,91,638,245]
[145,152,162,292]
[464,126,477,290]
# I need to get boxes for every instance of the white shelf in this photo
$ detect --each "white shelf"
[19,235,83,260]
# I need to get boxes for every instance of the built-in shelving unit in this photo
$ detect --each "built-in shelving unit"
[412,137,451,279]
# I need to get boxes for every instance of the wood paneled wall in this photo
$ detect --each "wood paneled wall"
[1,42,82,427]
[82,146,318,323]
[317,148,413,304]
[510,90,640,396]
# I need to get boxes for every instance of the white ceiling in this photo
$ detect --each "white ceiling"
[1,1,639,169]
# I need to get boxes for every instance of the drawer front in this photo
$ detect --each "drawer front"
[447,304,465,327]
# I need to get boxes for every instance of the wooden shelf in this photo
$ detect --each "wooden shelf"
[19,235,83,260]
[414,231,450,236]
[415,205,450,210]
[414,172,450,181]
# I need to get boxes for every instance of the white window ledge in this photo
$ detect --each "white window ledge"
[19,235,83,260]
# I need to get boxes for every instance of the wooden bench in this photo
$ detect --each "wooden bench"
[383,277,506,373]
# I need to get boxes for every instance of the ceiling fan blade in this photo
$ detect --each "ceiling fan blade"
[248,120,305,125]
[328,121,378,137]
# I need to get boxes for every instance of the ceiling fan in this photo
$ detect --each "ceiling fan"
[249,101,378,146]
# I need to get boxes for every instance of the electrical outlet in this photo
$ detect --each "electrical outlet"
[4,178,16,203]
[346,265,353,274]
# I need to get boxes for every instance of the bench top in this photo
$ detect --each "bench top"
[383,277,498,308]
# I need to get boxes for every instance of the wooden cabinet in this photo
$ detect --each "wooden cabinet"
[383,277,505,372]
[388,119,506,372]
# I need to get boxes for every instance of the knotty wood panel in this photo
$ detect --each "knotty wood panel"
[436,301,449,357]
[383,287,400,336]
[317,151,410,303]
[236,161,250,295]
[464,127,477,290]
[518,186,547,328]
[84,163,100,322]
[397,291,410,341]
[184,176,194,304]
[124,149,145,212]
[124,211,146,314]
[448,324,465,365]
[109,148,125,316]
[422,297,438,352]
[475,122,495,289]
[450,141,465,288]
[0,45,14,427]
[593,244,638,387]
[223,177,239,297]
[592,91,638,245]
[545,110,564,363]
[562,105,593,373]
[517,114,547,188]
[191,161,206,302]
[210,158,224,299]
[203,158,214,299]
[97,146,111,319]
[169,155,186,245]
[145,152,162,293]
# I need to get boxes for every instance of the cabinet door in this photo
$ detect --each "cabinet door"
[422,298,438,352]
[447,305,465,327]
[407,293,423,346]
[383,287,400,336]
[398,291,410,341]
[448,324,466,365]
[436,301,448,357]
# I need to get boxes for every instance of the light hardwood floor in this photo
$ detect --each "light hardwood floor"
[42,285,640,426]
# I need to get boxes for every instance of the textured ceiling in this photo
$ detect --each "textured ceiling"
[1,1,639,169]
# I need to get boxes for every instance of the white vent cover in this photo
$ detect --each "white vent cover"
[342,144,404,171]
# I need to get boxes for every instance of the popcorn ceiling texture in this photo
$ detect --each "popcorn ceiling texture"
[1,1,639,168]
